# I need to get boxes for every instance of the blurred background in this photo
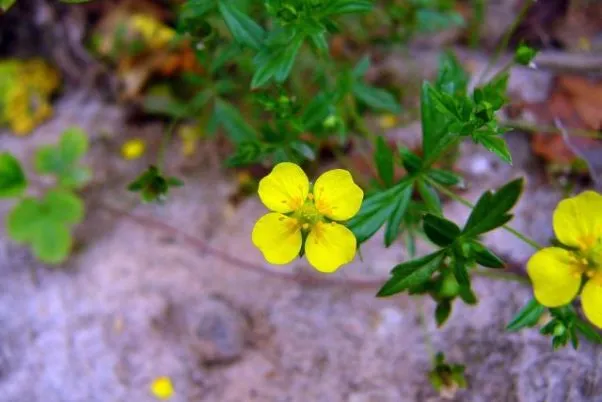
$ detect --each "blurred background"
[1,0,602,401]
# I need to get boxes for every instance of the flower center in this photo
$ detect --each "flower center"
[294,196,322,228]
[574,237,602,279]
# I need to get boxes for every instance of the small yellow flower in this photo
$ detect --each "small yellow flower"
[378,114,398,130]
[130,14,176,50]
[121,138,146,160]
[150,376,174,400]
[527,191,602,328]
[252,162,364,273]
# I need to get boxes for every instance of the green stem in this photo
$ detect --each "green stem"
[504,119,602,139]
[157,116,182,171]
[428,179,543,250]
[473,268,530,284]
[477,0,534,85]
[417,298,436,361]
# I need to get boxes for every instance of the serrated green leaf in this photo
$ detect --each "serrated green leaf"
[217,0,265,50]
[384,184,412,247]
[0,0,17,11]
[377,251,443,297]
[375,136,394,187]
[435,50,468,96]
[574,318,602,344]
[506,298,545,331]
[472,242,505,268]
[352,82,401,113]
[398,147,422,173]
[462,178,523,237]
[435,301,452,327]
[421,83,457,166]
[416,180,441,214]
[251,37,303,88]
[352,55,371,78]
[427,168,462,186]
[474,134,512,164]
[320,0,373,16]
[423,214,461,247]
[348,179,413,244]
[214,99,259,144]
[0,152,27,198]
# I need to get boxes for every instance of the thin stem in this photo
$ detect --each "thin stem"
[428,179,543,250]
[157,116,182,171]
[417,298,436,361]
[473,268,530,284]
[477,0,534,85]
[504,119,602,139]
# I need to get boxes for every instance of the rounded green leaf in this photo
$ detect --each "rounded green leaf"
[43,190,85,225]
[0,152,27,198]
[6,198,41,243]
[31,224,72,264]
[60,128,89,164]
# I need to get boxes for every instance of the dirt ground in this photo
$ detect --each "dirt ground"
[1,69,602,402]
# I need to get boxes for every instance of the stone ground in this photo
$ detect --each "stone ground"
[1,81,601,402]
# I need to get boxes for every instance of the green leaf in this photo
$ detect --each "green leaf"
[320,0,373,16]
[416,180,441,214]
[214,99,259,144]
[462,178,523,237]
[416,10,464,33]
[421,83,457,166]
[574,318,602,344]
[348,179,413,244]
[435,50,469,96]
[127,166,181,203]
[375,136,394,187]
[474,134,512,164]
[474,73,509,110]
[514,43,538,66]
[352,82,401,113]
[435,301,452,327]
[251,37,303,88]
[217,0,265,50]
[180,0,216,20]
[427,168,463,186]
[506,298,545,331]
[44,190,85,224]
[398,147,422,173]
[6,191,84,264]
[6,198,40,243]
[59,128,88,164]
[302,93,334,129]
[0,0,17,11]
[472,242,505,268]
[384,184,412,247]
[377,251,443,297]
[31,224,71,264]
[0,152,27,198]
[352,55,371,78]
[423,214,461,247]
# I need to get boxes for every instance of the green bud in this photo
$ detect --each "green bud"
[514,44,538,66]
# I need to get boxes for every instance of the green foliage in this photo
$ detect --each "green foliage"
[0,152,27,198]
[127,166,184,203]
[514,43,538,66]
[506,298,545,331]
[35,128,91,189]
[7,191,83,263]
[428,352,467,394]
[0,0,16,11]
[539,306,602,350]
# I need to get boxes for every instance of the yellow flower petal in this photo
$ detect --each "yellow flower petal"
[313,169,363,221]
[305,221,356,273]
[252,212,302,264]
[527,247,582,307]
[121,139,146,160]
[150,376,174,400]
[553,191,602,250]
[258,162,309,213]
[581,276,602,329]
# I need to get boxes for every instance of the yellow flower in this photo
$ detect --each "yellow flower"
[378,114,398,130]
[252,162,363,273]
[527,191,602,328]
[130,14,175,50]
[121,138,146,160]
[150,376,174,400]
